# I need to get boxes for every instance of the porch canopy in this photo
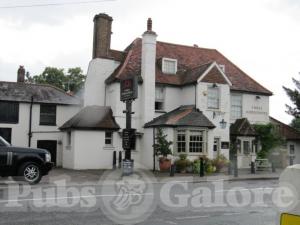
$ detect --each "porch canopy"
[144,105,215,128]
[60,105,120,131]
[230,118,257,137]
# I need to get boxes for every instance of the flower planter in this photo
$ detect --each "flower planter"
[159,158,171,171]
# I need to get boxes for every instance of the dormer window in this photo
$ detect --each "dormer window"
[162,58,177,74]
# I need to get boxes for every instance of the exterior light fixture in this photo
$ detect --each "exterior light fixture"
[220,119,227,129]
[212,83,218,88]
[256,95,261,100]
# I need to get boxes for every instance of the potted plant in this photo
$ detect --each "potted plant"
[153,128,173,171]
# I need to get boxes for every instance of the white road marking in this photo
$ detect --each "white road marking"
[175,215,210,220]
[0,192,154,203]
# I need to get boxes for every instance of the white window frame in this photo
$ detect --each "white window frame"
[162,58,177,74]
[231,94,243,121]
[155,86,165,111]
[207,86,220,109]
[105,131,113,146]
[175,128,207,155]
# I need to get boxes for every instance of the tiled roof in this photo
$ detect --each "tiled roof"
[230,118,257,136]
[144,105,215,128]
[106,38,272,95]
[60,105,120,131]
[0,81,81,105]
[270,117,300,141]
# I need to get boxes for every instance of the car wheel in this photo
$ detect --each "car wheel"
[18,162,42,185]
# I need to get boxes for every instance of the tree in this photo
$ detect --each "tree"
[253,123,282,158]
[26,67,86,93]
[290,118,300,131]
[283,74,300,118]
[153,128,173,158]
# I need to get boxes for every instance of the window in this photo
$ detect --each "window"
[0,128,12,144]
[213,138,220,152]
[0,101,19,123]
[231,94,242,120]
[105,132,113,145]
[207,87,219,109]
[67,131,71,146]
[177,130,186,153]
[290,144,295,155]
[243,141,250,155]
[189,130,204,153]
[155,86,165,111]
[162,58,177,74]
[40,104,56,126]
[176,129,206,153]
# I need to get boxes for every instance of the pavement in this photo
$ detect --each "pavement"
[3,167,280,187]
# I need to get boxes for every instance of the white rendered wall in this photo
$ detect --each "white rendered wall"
[84,58,120,106]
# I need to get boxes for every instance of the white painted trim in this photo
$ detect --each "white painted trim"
[197,61,232,86]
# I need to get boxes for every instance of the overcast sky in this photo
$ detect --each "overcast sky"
[0,0,299,124]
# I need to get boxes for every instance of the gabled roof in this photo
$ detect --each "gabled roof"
[270,117,300,141]
[60,105,120,131]
[0,81,81,105]
[230,118,257,136]
[106,38,272,95]
[144,105,215,128]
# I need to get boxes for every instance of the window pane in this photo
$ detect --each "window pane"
[290,145,295,155]
[163,60,176,74]
[40,104,56,125]
[231,95,242,120]
[0,102,19,123]
[105,132,113,145]
[177,130,186,153]
[207,87,219,109]
[243,141,250,155]
[189,130,203,153]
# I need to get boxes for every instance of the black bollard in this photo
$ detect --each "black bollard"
[228,161,232,175]
[251,161,256,174]
[234,160,238,177]
[113,151,117,169]
[170,164,175,177]
[200,158,204,177]
[118,151,122,168]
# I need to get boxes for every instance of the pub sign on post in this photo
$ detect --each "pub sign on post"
[120,76,138,102]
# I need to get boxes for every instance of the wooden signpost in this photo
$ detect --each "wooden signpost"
[120,76,138,175]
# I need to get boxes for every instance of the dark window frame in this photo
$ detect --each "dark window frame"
[39,104,57,126]
[105,131,113,145]
[0,101,19,124]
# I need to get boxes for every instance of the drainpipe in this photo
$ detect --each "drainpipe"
[194,83,197,107]
[104,83,107,106]
[28,96,33,147]
[153,127,155,172]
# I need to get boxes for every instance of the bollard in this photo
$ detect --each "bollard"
[200,158,204,177]
[251,161,256,174]
[113,151,117,169]
[290,156,294,166]
[118,151,122,168]
[170,164,175,177]
[228,161,232,175]
[272,162,276,173]
[234,160,238,177]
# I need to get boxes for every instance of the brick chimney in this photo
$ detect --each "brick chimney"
[17,65,25,82]
[92,13,113,59]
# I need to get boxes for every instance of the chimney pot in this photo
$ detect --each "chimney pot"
[17,65,25,83]
[147,18,152,31]
[92,13,113,59]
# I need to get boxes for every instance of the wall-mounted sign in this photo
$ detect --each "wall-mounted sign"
[120,77,138,102]
[221,142,230,149]
[122,128,136,150]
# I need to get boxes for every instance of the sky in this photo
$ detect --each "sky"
[0,0,299,124]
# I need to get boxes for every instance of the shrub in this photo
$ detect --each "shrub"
[211,154,229,173]
[179,153,187,160]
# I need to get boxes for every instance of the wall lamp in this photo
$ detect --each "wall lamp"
[256,95,261,100]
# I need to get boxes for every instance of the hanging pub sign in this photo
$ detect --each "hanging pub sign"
[122,128,136,150]
[120,77,138,102]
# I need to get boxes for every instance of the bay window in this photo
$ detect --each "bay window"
[176,129,206,154]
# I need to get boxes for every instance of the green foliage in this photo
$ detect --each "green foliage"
[179,153,187,160]
[211,154,229,172]
[283,76,300,118]
[253,123,282,158]
[193,160,200,174]
[26,67,86,93]
[290,118,300,131]
[154,128,173,157]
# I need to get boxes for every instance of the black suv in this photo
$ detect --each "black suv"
[0,136,53,184]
